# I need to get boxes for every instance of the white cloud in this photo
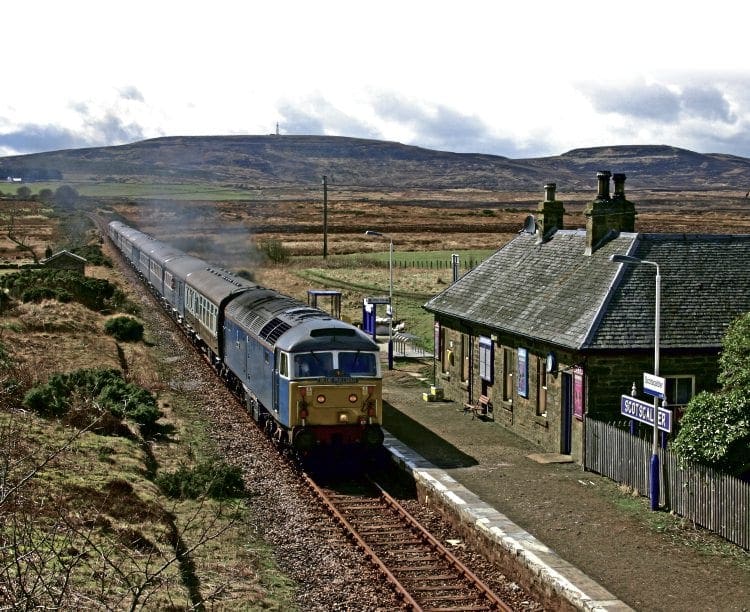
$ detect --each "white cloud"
[2,0,750,157]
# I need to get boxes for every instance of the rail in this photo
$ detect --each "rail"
[301,472,513,611]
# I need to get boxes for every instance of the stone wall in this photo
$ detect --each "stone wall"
[434,316,721,463]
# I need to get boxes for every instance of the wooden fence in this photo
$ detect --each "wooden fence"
[585,417,749,550]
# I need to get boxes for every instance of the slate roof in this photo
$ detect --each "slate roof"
[424,231,750,351]
[41,249,87,264]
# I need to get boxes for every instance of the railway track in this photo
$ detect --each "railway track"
[302,473,514,612]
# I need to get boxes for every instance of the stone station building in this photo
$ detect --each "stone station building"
[424,172,750,463]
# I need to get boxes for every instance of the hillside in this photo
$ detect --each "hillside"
[1,136,749,191]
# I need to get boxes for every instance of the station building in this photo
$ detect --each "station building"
[423,172,750,463]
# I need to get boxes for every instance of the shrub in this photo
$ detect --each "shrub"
[104,316,144,342]
[72,244,112,267]
[260,239,289,264]
[22,368,161,435]
[1,270,124,311]
[156,460,245,499]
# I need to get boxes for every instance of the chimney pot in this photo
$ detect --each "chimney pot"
[544,182,557,202]
[596,170,611,200]
[613,173,626,198]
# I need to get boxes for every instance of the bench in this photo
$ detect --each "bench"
[463,394,492,420]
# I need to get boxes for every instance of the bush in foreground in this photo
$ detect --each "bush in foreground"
[22,368,161,435]
[156,460,245,499]
[104,316,144,342]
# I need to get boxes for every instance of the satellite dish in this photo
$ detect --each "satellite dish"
[521,215,536,234]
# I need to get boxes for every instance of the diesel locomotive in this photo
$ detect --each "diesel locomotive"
[108,221,384,455]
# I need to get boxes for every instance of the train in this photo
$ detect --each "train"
[107,220,385,456]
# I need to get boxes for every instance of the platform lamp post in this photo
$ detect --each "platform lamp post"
[610,253,662,510]
[365,230,394,370]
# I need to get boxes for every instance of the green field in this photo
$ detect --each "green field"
[0,181,266,200]
[296,248,493,352]
[296,248,494,270]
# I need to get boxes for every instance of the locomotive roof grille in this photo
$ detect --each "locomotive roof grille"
[285,307,330,321]
[206,267,248,288]
[259,317,292,343]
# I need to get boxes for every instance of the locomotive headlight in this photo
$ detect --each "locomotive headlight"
[348,393,358,403]
[338,412,349,423]
[316,394,326,404]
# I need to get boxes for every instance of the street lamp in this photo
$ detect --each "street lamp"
[610,253,662,510]
[365,230,394,370]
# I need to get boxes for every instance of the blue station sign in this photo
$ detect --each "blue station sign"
[643,372,666,400]
[620,395,672,433]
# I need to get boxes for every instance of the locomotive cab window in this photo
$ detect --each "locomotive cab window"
[294,352,334,378]
[279,353,289,378]
[293,351,379,378]
[338,351,378,377]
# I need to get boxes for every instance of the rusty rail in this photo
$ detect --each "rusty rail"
[301,472,513,611]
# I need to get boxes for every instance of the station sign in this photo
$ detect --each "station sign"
[364,296,391,305]
[620,395,672,433]
[643,372,666,400]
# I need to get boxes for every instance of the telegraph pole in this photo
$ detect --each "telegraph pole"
[322,175,328,259]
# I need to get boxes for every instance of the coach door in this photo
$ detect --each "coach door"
[173,280,182,316]
[272,349,280,415]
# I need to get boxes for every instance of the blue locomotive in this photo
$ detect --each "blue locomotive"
[108,221,384,454]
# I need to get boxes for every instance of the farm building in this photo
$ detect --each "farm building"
[424,172,750,463]
[41,250,87,274]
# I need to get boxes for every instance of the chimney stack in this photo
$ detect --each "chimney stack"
[536,182,565,239]
[584,171,637,255]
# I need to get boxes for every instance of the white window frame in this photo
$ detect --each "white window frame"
[479,336,493,383]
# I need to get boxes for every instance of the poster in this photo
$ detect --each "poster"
[517,347,528,398]
[573,366,584,420]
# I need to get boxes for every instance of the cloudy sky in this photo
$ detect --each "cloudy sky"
[2,0,749,159]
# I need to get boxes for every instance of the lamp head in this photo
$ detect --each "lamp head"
[610,254,643,265]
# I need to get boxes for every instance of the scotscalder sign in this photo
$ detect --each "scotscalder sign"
[620,395,672,433]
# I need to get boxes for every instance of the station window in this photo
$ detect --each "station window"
[666,376,694,407]
[479,336,493,383]
[440,328,450,374]
[460,334,470,383]
[502,348,513,402]
[536,356,547,417]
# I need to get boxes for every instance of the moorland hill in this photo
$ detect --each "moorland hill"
[1,135,749,192]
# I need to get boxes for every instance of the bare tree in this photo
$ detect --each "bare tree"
[4,206,40,264]
[1,408,240,609]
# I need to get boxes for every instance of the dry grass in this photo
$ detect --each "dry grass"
[0,252,289,608]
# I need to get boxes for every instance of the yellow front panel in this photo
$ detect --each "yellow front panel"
[289,381,382,427]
